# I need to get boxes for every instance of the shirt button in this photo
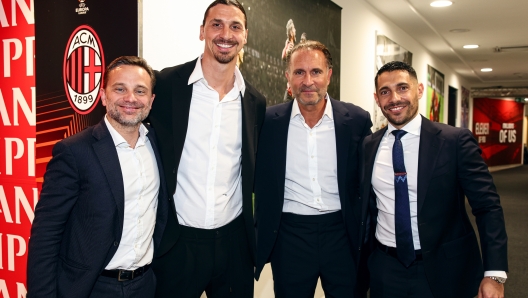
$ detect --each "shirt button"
[311,155,314,158]
[312,178,315,181]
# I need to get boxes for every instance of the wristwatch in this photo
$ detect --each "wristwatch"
[487,276,507,284]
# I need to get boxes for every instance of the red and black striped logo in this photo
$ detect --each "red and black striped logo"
[63,25,105,115]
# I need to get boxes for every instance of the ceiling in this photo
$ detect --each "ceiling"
[365,0,528,95]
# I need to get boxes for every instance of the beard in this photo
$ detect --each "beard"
[380,100,418,127]
[212,37,239,64]
[293,86,325,106]
[107,101,150,127]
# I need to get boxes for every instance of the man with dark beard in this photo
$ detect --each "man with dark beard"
[254,40,372,297]
[147,1,266,297]
[358,61,507,298]
[27,56,168,298]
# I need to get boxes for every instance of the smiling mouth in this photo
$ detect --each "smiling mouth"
[217,43,235,49]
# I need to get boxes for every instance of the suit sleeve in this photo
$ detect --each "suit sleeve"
[456,129,508,272]
[27,141,80,297]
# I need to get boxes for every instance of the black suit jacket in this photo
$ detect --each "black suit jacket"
[27,119,168,298]
[147,59,266,265]
[358,116,508,297]
[254,98,372,280]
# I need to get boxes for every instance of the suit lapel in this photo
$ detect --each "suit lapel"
[273,101,294,194]
[242,83,257,158]
[417,116,444,213]
[172,65,194,172]
[363,128,386,215]
[92,120,125,227]
[332,98,352,206]
[146,129,168,248]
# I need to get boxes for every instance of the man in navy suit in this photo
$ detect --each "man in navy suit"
[254,40,372,297]
[358,61,507,297]
[27,56,168,298]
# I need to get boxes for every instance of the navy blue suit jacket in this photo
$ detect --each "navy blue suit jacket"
[27,119,168,298]
[358,116,508,297]
[254,98,372,280]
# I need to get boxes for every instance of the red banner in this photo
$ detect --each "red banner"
[0,0,35,296]
[473,98,524,167]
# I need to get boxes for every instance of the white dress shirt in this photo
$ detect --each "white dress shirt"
[372,114,506,278]
[283,97,341,215]
[174,56,244,229]
[104,116,159,270]
[372,114,421,249]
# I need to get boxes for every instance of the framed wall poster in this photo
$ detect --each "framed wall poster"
[238,0,341,106]
[426,65,444,122]
[460,86,470,128]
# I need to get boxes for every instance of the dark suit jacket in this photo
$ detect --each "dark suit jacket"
[147,59,266,266]
[27,119,168,298]
[254,98,372,280]
[358,116,508,297]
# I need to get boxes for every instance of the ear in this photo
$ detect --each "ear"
[199,25,205,41]
[101,88,108,106]
[243,29,248,45]
[417,83,424,100]
[285,70,290,82]
[373,92,381,107]
[327,68,333,80]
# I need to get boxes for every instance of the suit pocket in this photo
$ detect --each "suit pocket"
[441,233,477,258]
[59,256,90,270]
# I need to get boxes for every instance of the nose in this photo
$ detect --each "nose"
[220,26,231,39]
[390,90,401,101]
[123,90,136,102]
[304,73,314,86]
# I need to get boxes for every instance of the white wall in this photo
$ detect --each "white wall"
[332,0,472,127]
[141,1,475,297]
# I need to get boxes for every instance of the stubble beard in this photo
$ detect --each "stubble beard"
[212,37,239,64]
[381,100,418,127]
[107,103,149,127]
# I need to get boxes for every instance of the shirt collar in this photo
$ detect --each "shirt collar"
[290,94,333,120]
[188,54,246,95]
[104,115,149,148]
[387,113,422,137]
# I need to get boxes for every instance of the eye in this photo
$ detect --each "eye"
[232,25,242,30]
[294,70,304,75]
[114,87,125,93]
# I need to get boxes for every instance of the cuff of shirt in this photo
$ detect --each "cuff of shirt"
[484,271,507,279]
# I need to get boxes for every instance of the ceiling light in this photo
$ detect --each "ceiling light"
[450,29,470,33]
[463,45,479,49]
[431,1,453,7]
[481,68,493,72]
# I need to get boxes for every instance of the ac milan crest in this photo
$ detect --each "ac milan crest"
[63,25,105,115]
